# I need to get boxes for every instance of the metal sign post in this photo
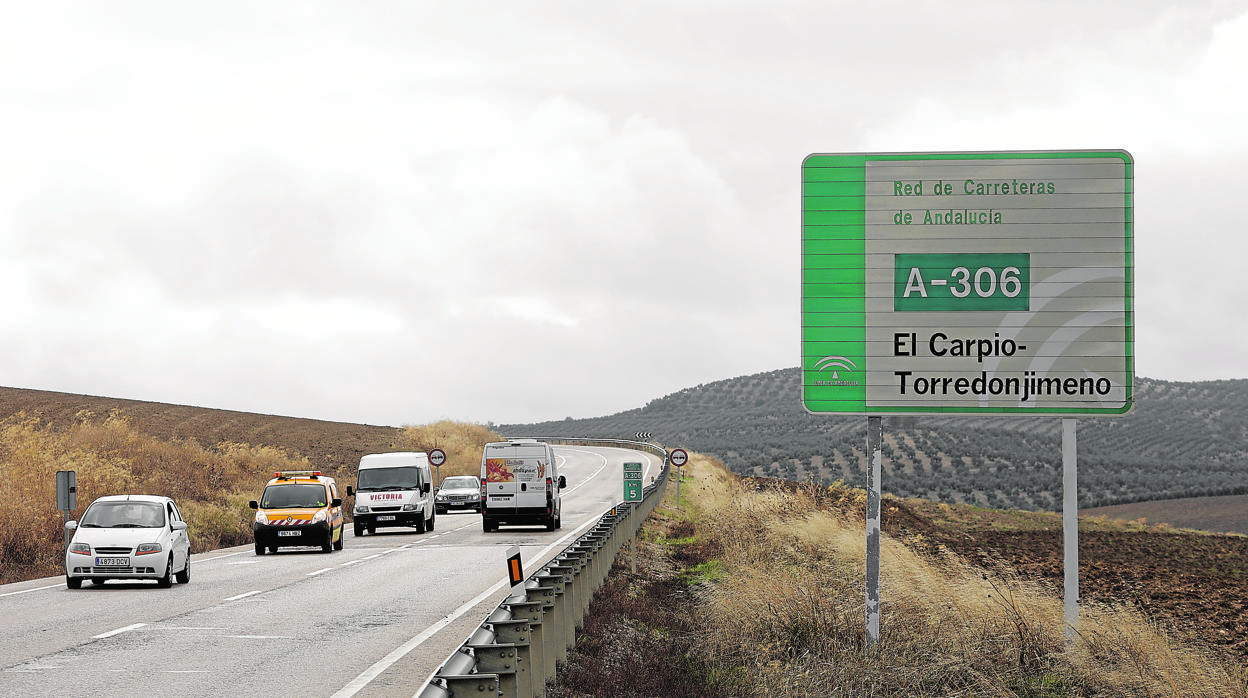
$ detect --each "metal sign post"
[670,449,688,509]
[865,417,882,647]
[56,470,77,550]
[1063,418,1079,643]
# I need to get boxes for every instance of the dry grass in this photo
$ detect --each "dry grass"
[397,420,501,481]
[1,410,313,583]
[676,463,1248,697]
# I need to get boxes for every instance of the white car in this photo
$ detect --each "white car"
[64,494,191,589]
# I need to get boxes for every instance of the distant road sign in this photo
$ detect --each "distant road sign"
[429,448,446,466]
[802,150,1134,416]
[669,449,688,467]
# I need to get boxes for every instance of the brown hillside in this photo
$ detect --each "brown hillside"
[0,386,404,472]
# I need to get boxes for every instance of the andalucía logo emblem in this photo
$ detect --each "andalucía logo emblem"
[813,355,860,387]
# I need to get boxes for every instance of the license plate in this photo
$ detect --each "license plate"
[377,515,396,521]
[278,530,301,537]
[95,557,127,566]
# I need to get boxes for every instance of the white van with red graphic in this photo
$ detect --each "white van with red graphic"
[347,452,435,536]
[480,439,565,532]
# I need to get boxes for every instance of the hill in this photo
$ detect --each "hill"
[0,386,404,473]
[500,370,1248,514]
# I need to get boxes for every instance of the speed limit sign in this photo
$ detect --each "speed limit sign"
[669,448,688,467]
[429,448,446,467]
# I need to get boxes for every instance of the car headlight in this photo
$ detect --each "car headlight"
[69,543,91,556]
[255,511,268,524]
[402,503,419,512]
[312,509,327,523]
[435,494,447,502]
[354,505,369,514]
[136,543,163,556]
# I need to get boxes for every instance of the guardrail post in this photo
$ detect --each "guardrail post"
[559,549,591,621]
[502,600,547,698]
[547,563,578,637]
[535,570,572,661]
[490,619,535,698]
[525,582,559,682]
[468,641,520,698]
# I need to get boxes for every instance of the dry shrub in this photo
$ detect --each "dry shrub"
[689,477,1248,697]
[397,420,502,479]
[0,411,313,582]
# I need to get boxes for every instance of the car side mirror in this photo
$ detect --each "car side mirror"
[423,483,431,494]
[347,486,354,497]
[558,475,567,489]
[172,520,188,531]
[65,520,78,532]
[332,498,342,507]
[249,500,258,509]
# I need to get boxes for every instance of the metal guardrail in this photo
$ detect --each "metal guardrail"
[417,438,672,698]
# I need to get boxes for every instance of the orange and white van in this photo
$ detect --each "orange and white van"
[249,471,344,555]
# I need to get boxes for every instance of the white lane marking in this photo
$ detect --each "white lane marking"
[333,511,606,698]
[227,561,260,565]
[227,635,292,639]
[195,551,250,564]
[93,623,146,639]
[307,568,334,576]
[0,583,61,598]
[224,590,262,601]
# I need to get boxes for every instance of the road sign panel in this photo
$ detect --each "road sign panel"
[623,462,643,502]
[802,150,1133,415]
[669,449,688,467]
[429,448,446,466]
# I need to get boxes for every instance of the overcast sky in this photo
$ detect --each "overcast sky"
[2,2,1245,426]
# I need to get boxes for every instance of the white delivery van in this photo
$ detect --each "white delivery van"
[480,439,565,532]
[347,452,435,536]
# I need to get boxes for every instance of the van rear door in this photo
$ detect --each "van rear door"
[483,443,551,510]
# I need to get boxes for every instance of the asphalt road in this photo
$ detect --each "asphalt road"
[0,446,663,698]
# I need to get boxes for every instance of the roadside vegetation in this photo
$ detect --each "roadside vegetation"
[0,411,500,585]
[551,453,1248,698]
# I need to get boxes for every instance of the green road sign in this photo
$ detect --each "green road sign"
[623,462,643,502]
[802,150,1133,415]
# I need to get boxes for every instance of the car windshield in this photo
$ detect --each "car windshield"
[261,483,328,509]
[80,501,166,528]
[357,467,421,491]
[441,477,478,490]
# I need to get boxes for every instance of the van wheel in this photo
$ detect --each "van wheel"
[255,541,266,556]
[334,530,344,550]
[354,521,364,537]
[415,514,426,534]
[427,512,435,532]
[545,514,556,532]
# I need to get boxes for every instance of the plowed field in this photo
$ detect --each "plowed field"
[890,498,1248,658]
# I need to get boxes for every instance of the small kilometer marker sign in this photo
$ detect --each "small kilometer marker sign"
[428,448,446,467]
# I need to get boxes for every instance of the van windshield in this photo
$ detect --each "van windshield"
[80,501,166,528]
[357,467,421,491]
[261,483,328,509]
